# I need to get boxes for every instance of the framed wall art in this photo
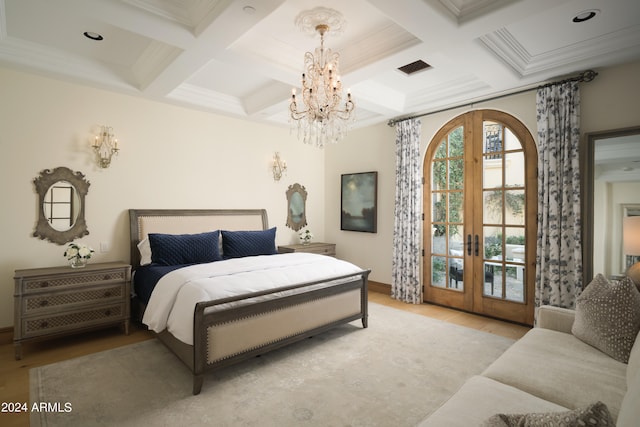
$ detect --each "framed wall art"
[341,171,377,233]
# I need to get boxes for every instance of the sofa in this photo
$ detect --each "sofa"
[419,289,640,426]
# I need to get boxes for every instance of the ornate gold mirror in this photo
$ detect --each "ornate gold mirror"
[33,167,90,245]
[286,183,307,231]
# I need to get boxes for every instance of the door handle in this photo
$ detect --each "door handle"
[475,235,479,257]
[466,234,472,256]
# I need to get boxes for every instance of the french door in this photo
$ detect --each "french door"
[423,110,537,325]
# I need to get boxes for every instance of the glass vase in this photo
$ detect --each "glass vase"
[70,257,87,268]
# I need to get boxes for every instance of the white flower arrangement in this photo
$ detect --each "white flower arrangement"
[64,242,94,261]
[299,229,313,244]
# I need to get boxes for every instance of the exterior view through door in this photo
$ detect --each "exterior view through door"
[424,110,537,325]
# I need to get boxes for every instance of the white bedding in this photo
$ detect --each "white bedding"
[143,252,364,345]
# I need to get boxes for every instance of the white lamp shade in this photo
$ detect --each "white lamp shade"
[623,216,640,255]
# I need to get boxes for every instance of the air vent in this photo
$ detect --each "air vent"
[398,60,431,75]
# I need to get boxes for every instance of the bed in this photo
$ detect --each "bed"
[128,209,370,395]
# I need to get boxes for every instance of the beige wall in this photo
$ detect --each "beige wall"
[325,60,640,289]
[1,60,638,328]
[0,67,326,328]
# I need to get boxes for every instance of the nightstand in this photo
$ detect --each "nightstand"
[13,261,131,360]
[278,242,336,257]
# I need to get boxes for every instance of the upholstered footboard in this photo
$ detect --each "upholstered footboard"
[157,270,369,394]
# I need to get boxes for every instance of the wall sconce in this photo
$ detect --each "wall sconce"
[92,125,119,168]
[272,152,287,181]
[623,216,640,285]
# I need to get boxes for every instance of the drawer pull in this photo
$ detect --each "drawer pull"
[104,291,112,298]
[40,281,49,288]
[40,321,49,328]
[103,275,111,280]
[40,300,49,307]
[105,310,111,316]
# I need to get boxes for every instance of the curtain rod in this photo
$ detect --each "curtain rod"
[386,69,598,127]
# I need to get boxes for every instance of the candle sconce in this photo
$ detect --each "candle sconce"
[92,126,119,168]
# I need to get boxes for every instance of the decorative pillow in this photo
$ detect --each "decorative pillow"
[148,231,221,266]
[572,274,640,363]
[137,238,152,266]
[481,401,615,427]
[221,228,277,259]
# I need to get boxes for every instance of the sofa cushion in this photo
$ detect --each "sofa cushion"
[481,401,614,427]
[481,328,627,420]
[536,305,575,333]
[572,274,640,363]
[417,376,567,427]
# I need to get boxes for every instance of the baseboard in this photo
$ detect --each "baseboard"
[368,280,391,294]
[0,326,13,345]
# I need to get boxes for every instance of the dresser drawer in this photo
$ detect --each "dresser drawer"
[302,245,336,256]
[22,284,126,315]
[278,243,336,257]
[21,303,125,338]
[20,269,127,294]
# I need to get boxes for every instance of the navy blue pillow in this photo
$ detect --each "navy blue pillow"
[148,231,221,266]
[221,228,277,259]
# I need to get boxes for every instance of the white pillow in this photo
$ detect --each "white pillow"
[137,238,152,266]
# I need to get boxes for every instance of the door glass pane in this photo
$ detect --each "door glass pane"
[449,256,463,290]
[449,127,464,157]
[432,160,446,191]
[432,256,446,288]
[504,190,525,225]
[504,127,521,151]
[450,191,463,222]
[432,192,446,223]
[505,265,525,302]
[483,121,502,157]
[505,227,525,261]
[448,224,464,291]
[431,225,444,255]
[483,155,502,189]
[484,261,502,298]
[449,159,464,190]
[484,226,502,260]
[505,152,525,187]
[483,190,503,224]
[435,139,447,159]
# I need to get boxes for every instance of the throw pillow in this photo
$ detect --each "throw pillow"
[221,228,277,259]
[572,274,640,363]
[137,238,152,266]
[481,401,615,427]
[148,231,221,266]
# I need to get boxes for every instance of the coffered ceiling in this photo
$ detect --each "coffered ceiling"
[1,0,639,128]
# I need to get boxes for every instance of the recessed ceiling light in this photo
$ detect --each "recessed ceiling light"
[83,31,103,41]
[243,6,256,14]
[572,9,599,23]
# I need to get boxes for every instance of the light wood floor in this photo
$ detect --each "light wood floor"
[0,291,530,427]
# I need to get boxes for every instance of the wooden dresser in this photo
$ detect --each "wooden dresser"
[13,261,131,360]
[278,242,336,257]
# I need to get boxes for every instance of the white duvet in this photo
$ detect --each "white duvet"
[143,252,364,345]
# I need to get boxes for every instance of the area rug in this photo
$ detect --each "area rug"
[30,302,515,427]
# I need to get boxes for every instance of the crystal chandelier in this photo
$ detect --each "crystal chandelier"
[290,8,355,148]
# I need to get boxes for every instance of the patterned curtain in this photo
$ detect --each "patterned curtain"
[392,118,422,304]
[535,82,583,309]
